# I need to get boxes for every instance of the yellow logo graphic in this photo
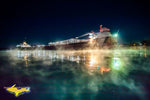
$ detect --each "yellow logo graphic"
[4,84,30,97]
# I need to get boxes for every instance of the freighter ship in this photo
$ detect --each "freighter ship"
[45,25,117,50]
[16,25,117,50]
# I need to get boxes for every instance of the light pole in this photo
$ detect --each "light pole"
[113,32,118,48]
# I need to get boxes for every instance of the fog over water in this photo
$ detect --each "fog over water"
[0,49,150,100]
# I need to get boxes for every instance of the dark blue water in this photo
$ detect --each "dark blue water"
[0,50,150,100]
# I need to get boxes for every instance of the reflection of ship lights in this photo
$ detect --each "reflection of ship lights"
[89,55,96,66]
[112,57,121,70]
[24,55,28,60]
[100,67,110,74]
[43,51,45,56]
[17,51,20,57]
[70,56,74,61]
[77,56,80,60]
[25,52,28,55]
[38,51,41,56]
[24,55,28,67]
[89,59,94,66]
[61,54,64,57]
[97,65,99,70]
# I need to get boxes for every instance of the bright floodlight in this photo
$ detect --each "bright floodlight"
[114,33,118,37]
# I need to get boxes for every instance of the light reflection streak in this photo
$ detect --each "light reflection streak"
[100,67,110,74]
[16,50,112,73]
[144,48,147,58]
[89,54,96,67]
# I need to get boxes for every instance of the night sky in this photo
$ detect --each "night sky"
[0,0,150,47]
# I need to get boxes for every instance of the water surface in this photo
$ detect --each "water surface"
[0,49,150,100]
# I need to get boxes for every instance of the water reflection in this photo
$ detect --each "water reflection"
[144,48,147,58]
[16,50,113,74]
[1,49,149,100]
[100,67,110,74]
[112,57,121,70]
[15,49,148,74]
[24,53,28,67]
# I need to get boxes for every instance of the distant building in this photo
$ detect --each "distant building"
[16,41,31,48]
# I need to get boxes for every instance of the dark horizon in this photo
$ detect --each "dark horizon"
[0,0,150,48]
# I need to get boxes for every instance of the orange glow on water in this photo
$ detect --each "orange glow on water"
[100,67,110,74]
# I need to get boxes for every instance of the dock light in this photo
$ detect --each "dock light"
[113,31,119,47]
[114,33,118,37]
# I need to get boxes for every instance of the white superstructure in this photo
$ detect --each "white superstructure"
[16,41,31,48]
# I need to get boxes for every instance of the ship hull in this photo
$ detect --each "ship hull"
[44,37,117,50]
